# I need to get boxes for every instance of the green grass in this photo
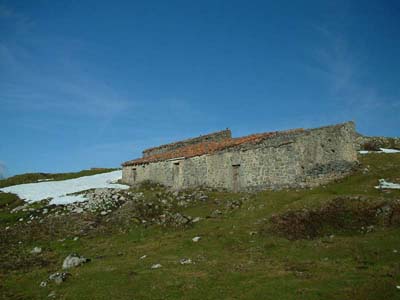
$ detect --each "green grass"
[1,154,400,299]
[0,168,118,188]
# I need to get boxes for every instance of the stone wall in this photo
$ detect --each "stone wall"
[122,122,358,191]
[142,129,232,157]
[356,134,400,151]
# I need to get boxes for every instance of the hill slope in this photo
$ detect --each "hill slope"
[1,154,400,299]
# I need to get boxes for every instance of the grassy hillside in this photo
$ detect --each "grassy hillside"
[1,154,400,299]
[0,168,118,189]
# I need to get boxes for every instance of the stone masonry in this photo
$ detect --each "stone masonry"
[122,122,359,192]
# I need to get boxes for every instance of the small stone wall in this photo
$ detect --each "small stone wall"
[142,129,232,157]
[356,135,400,151]
[122,122,358,191]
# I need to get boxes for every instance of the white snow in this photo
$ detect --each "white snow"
[381,148,400,153]
[359,148,400,154]
[375,179,400,190]
[0,170,128,205]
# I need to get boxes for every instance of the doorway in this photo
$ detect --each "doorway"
[132,168,137,183]
[232,164,240,192]
[173,162,180,187]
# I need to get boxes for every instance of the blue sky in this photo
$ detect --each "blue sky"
[0,0,399,176]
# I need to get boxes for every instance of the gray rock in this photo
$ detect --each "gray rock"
[62,253,90,269]
[179,258,192,265]
[73,207,84,214]
[30,247,42,254]
[192,217,201,223]
[49,272,70,284]
[151,263,162,269]
[192,236,201,242]
[211,209,222,217]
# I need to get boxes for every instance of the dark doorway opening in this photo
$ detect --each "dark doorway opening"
[232,164,240,192]
[132,168,137,182]
[173,162,180,187]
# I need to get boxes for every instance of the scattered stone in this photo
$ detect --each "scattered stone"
[30,247,42,254]
[139,255,147,260]
[73,237,79,241]
[192,217,201,223]
[211,209,222,217]
[40,281,47,287]
[180,258,192,265]
[151,263,162,269]
[49,272,70,284]
[73,207,84,214]
[192,236,201,242]
[100,211,108,216]
[48,291,56,298]
[62,253,90,269]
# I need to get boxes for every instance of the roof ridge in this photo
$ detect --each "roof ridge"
[122,128,304,166]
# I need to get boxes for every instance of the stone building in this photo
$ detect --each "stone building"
[121,122,358,191]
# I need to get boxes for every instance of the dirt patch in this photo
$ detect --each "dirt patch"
[265,197,400,240]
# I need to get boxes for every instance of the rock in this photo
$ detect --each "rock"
[100,211,108,216]
[48,291,56,298]
[139,255,147,260]
[226,199,242,210]
[62,253,90,269]
[192,217,201,223]
[151,263,162,269]
[211,209,222,217]
[179,258,192,265]
[30,247,42,254]
[49,272,70,284]
[73,207,84,214]
[73,237,79,241]
[199,195,208,201]
[192,236,201,242]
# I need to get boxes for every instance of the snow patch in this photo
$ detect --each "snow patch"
[381,148,400,153]
[0,171,128,205]
[359,148,400,154]
[375,179,400,190]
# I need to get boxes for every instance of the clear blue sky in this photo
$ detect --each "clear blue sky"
[0,0,399,176]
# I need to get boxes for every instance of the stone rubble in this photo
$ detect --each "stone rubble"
[6,185,213,229]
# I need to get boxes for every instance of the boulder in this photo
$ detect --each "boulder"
[62,253,90,269]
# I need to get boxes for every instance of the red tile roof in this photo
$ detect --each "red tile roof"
[122,128,304,166]
[142,129,231,155]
